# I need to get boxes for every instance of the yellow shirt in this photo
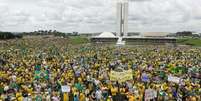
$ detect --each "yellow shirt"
[111,87,118,96]
[79,93,85,101]
[107,98,111,101]
[138,95,143,101]
[63,93,68,101]
[17,96,23,101]
[128,95,135,101]
[27,88,33,95]
[120,88,125,94]
[16,92,22,98]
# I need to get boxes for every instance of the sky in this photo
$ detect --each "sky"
[0,0,201,33]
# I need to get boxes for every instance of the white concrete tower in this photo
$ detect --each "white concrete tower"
[117,0,128,37]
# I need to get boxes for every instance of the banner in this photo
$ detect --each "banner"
[145,89,157,100]
[168,75,181,84]
[61,85,70,93]
[109,69,133,83]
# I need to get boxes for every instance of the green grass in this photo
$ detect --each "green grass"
[177,38,201,46]
[69,36,89,45]
[69,36,201,46]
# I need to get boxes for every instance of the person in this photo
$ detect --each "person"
[0,38,201,101]
[95,88,102,101]
[35,93,42,101]
[51,92,60,101]
[63,92,68,101]
[79,92,85,101]
[110,85,118,101]
[73,94,79,101]
[127,93,134,101]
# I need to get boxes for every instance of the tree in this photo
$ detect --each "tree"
[176,31,192,37]
[0,32,22,39]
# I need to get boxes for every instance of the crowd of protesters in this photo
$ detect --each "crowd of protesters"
[0,38,200,101]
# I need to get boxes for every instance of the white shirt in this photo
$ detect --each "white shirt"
[95,90,102,100]
[94,79,100,86]
[85,97,90,101]
[52,96,60,101]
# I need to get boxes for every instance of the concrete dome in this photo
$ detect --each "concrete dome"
[97,32,116,38]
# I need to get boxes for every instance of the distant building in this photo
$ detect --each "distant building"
[91,32,118,44]
[72,32,78,36]
[91,32,177,45]
[167,33,177,37]
[122,37,176,45]
[192,32,200,37]
[141,32,170,37]
[90,0,176,45]
[176,31,192,37]
[127,32,140,36]
[117,0,128,37]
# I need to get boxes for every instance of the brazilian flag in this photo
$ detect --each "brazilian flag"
[35,95,42,101]
[10,82,19,89]
[170,67,179,74]
[44,70,49,80]
[159,71,166,79]
[35,65,41,71]
[74,83,84,91]
[170,66,187,74]
[34,70,41,80]
[0,87,3,94]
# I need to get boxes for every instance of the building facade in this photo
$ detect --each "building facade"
[117,0,128,37]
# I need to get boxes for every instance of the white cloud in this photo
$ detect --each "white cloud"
[0,0,201,32]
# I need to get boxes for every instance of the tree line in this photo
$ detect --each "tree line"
[0,32,23,40]
[176,31,192,36]
[22,30,78,37]
[0,30,78,40]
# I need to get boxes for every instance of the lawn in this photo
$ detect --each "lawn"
[177,38,201,46]
[68,36,89,45]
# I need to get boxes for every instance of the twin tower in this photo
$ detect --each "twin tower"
[117,0,128,37]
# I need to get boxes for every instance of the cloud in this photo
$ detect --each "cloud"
[130,0,152,2]
[0,0,201,32]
